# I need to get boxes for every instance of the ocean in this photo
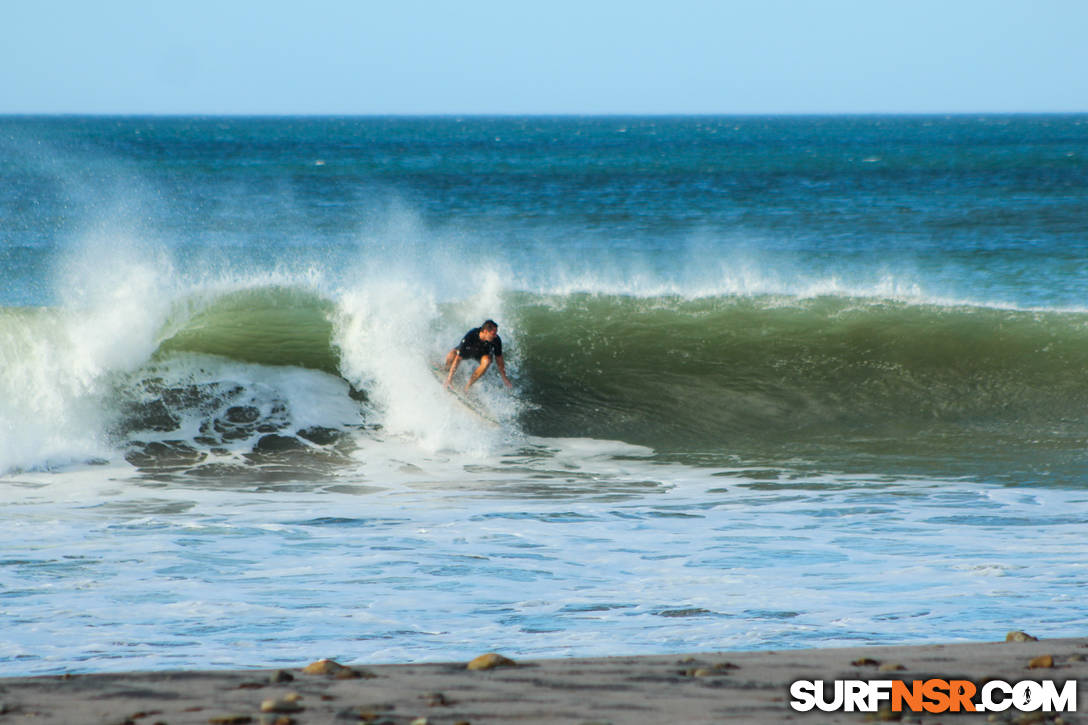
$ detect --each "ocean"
[1,115,1086,676]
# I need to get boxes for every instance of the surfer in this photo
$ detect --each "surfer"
[443,319,513,392]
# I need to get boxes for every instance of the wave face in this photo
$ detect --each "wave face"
[5,279,1086,479]
[141,288,1088,451]
[514,295,1088,464]
[157,287,339,373]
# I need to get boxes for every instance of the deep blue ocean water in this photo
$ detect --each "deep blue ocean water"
[1,116,1086,675]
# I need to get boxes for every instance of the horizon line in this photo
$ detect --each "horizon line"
[3,110,1087,119]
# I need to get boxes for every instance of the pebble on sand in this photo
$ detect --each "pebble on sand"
[301,658,373,679]
[260,697,303,713]
[1006,631,1039,642]
[1028,654,1054,669]
[684,662,739,677]
[303,658,345,674]
[466,653,516,671]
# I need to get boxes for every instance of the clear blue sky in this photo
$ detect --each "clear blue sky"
[4,0,1087,115]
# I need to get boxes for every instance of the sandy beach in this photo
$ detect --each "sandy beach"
[0,636,1083,724]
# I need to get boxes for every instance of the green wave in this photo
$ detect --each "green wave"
[512,293,1088,454]
[147,286,1088,464]
[156,286,340,374]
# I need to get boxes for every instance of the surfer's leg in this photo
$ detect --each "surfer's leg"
[443,349,458,370]
[466,355,492,389]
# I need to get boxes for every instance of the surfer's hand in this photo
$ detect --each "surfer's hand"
[503,378,513,389]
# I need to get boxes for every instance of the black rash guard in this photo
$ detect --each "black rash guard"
[457,327,503,360]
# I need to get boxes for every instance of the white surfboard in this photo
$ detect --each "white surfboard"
[431,364,501,427]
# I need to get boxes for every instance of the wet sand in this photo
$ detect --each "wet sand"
[0,636,1084,724]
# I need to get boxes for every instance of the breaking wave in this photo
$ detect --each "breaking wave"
[5,274,1088,477]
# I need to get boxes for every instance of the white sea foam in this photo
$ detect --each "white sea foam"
[0,201,526,472]
[0,231,177,472]
[331,282,512,457]
[4,456,1087,676]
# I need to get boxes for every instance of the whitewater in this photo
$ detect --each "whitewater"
[1,115,1086,676]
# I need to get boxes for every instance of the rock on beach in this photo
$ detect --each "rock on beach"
[466,653,516,671]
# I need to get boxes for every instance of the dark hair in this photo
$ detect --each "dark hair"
[481,319,498,331]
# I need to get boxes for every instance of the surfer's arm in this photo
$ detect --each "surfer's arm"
[444,354,461,389]
[496,355,513,388]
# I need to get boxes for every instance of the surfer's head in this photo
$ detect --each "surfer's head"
[480,319,499,340]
